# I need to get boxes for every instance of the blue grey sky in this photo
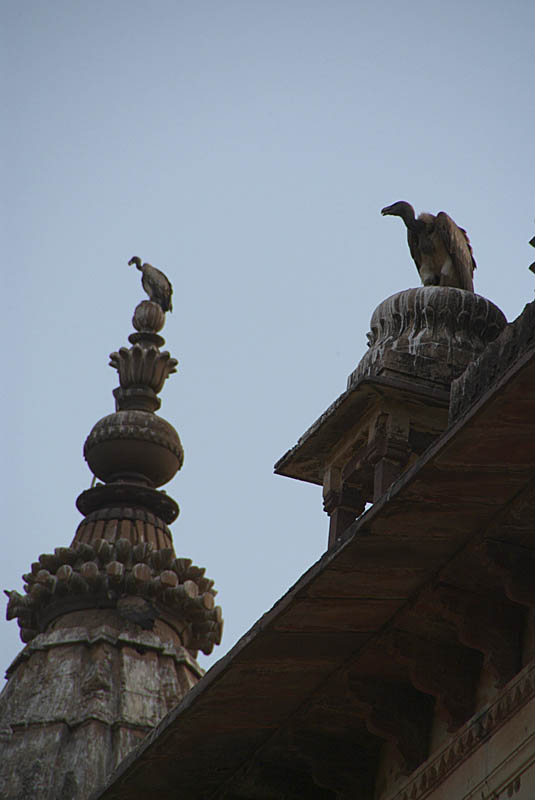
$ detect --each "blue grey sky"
[3,1,534,673]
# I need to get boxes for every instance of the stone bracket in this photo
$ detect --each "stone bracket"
[287,729,375,799]
[423,584,524,688]
[347,675,433,774]
[478,538,535,608]
[384,629,481,732]
[323,484,366,547]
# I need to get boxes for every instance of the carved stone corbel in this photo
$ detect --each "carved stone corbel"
[478,538,535,608]
[323,467,366,547]
[323,486,366,547]
[366,409,411,501]
[384,629,481,731]
[424,584,524,687]
[346,676,433,774]
[288,729,375,799]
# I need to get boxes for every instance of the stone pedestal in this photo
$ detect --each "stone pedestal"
[349,287,506,389]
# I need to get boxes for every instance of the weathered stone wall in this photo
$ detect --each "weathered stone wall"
[0,615,202,799]
[378,656,535,800]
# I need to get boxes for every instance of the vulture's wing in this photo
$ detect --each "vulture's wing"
[435,212,476,291]
[406,229,422,276]
[145,263,173,312]
[150,264,172,292]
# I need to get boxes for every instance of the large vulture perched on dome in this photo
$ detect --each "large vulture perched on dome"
[129,256,173,312]
[381,201,477,292]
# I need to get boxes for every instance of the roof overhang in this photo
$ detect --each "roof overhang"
[274,374,450,485]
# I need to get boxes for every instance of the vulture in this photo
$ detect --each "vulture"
[381,201,476,291]
[129,256,173,312]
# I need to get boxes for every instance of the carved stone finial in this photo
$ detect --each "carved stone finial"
[109,313,178,415]
[83,297,182,486]
[133,298,165,333]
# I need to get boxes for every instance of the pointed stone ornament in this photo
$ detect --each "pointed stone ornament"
[0,267,223,799]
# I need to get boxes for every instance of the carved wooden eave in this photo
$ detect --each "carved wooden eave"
[94,330,535,800]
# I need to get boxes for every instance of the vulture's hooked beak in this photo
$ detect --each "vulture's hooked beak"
[380,206,391,216]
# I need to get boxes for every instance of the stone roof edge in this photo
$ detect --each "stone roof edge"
[274,373,449,482]
[385,659,535,800]
[450,298,535,421]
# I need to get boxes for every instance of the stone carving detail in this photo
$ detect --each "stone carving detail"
[450,297,535,421]
[347,676,434,774]
[478,538,535,608]
[132,297,166,332]
[5,538,222,654]
[74,506,174,552]
[83,297,184,485]
[420,584,524,689]
[384,629,480,732]
[110,344,177,398]
[84,409,184,487]
[84,410,183,456]
[75,481,179,523]
[288,730,375,798]
[389,660,535,800]
[106,298,178,413]
[349,287,506,390]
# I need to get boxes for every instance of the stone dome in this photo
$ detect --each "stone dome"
[348,287,507,390]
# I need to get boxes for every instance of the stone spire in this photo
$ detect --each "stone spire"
[0,278,223,799]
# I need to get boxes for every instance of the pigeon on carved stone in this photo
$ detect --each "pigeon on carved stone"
[129,256,173,312]
[381,202,476,292]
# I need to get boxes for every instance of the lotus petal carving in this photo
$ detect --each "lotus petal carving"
[110,344,178,395]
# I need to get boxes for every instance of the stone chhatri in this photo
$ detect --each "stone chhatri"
[276,286,507,547]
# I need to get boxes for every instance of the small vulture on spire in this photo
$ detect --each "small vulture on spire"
[381,201,476,292]
[129,256,173,312]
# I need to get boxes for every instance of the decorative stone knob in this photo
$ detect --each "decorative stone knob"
[133,300,165,333]
[84,410,184,487]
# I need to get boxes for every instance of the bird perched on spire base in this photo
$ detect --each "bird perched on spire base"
[129,256,173,312]
[381,201,476,292]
